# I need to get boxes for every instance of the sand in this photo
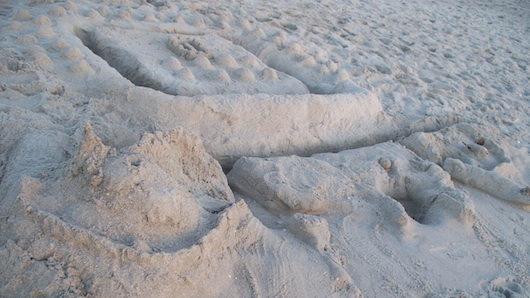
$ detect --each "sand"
[0,0,529,297]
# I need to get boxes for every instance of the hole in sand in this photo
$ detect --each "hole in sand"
[476,137,486,146]
[383,190,435,224]
[396,198,430,224]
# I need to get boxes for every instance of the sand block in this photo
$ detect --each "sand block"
[119,87,398,168]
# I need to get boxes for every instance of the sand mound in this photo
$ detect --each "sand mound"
[401,123,530,205]
[0,123,356,297]
[228,142,475,227]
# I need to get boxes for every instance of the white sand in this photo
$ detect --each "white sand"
[0,0,529,296]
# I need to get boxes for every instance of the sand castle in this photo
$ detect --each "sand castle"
[1,0,529,296]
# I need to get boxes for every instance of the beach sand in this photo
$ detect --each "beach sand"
[1,0,529,296]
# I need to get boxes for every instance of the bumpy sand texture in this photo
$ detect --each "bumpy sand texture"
[80,27,309,96]
[1,0,529,297]
[228,142,476,226]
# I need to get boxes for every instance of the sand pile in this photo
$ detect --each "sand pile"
[1,0,529,296]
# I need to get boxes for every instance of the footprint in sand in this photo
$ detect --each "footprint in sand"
[0,71,44,97]
[488,277,528,298]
